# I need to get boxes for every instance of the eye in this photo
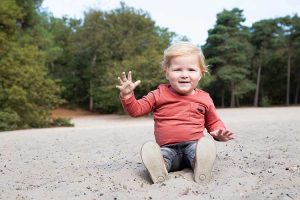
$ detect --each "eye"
[188,68,198,71]
[172,68,182,71]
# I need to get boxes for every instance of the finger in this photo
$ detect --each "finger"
[222,131,231,136]
[118,77,123,84]
[128,71,132,82]
[227,136,234,140]
[226,133,235,140]
[133,80,141,88]
[222,130,231,134]
[220,131,231,138]
[226,135,234,139]
[226,132,234,136]
[121,72,127,82]
[217,129,222,135]
[116,85,122,90]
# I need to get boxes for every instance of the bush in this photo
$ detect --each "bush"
[50,117,74,127]
[0,109,22,131]
[260,96,271,107]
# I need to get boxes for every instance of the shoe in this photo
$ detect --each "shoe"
[194,137,216,184]
[140,141,168,184]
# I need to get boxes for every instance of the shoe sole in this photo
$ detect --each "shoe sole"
[194,137,216,184]
[140,141,168,184]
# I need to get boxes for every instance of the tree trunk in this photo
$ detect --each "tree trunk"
[230,81,235,108]
[221,88,225,108]
[254,57,262,107]
[89,80,94,111]
[286,44,292,106]
[89,54,97,112]
[236,96,240,107]
[295,80,300,104]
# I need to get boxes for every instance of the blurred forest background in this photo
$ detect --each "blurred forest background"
[1,0,300,131]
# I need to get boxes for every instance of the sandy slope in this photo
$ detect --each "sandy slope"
[0,107,299,200]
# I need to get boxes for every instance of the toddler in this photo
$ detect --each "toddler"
[116,42,234,184]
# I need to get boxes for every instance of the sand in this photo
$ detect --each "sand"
[0,107,299,200]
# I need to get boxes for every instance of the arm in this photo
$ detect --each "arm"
[204,96,235,142]
[116,71,155,117]
[205,98,225,132]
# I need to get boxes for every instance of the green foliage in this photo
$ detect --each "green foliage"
[0,0,23,35]
[49,3,173,113]
[0,109,21,131]
[0,44,63,130]
[45,4,300,110]
[260,96,271,107]
[249,15,300,106]
[2,0,300,132]
[0,0,63,131]
[203,8,254,107]
[199,73,215,89]
[93,86,121,113]
[50,117,74,127]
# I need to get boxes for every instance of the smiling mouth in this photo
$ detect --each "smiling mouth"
[179,81,190,83]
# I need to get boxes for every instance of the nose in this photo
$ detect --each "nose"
[180,70,188,78]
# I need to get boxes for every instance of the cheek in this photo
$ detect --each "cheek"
[166,72,177,80]
[196,72,202,81]
[192,76,201,84]
[192,74,201,81]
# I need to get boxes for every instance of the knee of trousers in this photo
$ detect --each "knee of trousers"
[161,147,177,171]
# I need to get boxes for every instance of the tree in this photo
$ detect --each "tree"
[277,15,300,105]
[71,10,108,111]
[0,0,62,131]
[93,3,172,112]
[250,19,280,106]
[203,8,255,107]
[56,3,175,113]
[293,16,300,104]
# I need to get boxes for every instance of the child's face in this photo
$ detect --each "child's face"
[165,54,201,95]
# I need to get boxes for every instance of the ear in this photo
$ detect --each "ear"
[198,71,204,81]
[164,68,169,80]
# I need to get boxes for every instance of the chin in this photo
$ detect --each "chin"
[177,90,194,95]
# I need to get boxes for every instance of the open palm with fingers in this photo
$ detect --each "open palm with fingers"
[209,129,235,142]
[116,71,141,99]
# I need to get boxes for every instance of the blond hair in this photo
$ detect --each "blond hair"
[161,41,207,75]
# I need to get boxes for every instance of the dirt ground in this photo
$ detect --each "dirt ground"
[0,107,299,200]
[51,108,96,118]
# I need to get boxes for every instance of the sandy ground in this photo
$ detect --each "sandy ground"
[0,107,300,200]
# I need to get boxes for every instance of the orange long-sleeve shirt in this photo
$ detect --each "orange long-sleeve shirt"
[120,84,225,146]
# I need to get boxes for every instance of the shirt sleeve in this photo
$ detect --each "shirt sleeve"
[120,90,157,117]
[205,96,226,132]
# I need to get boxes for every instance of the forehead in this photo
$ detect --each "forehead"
[170,54,200,65]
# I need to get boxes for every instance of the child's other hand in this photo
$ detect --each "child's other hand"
[209,129,235,142]
[116,71,141,99]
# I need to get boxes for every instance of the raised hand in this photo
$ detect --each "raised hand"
[209,129,235,142]
[116,71,141,99]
